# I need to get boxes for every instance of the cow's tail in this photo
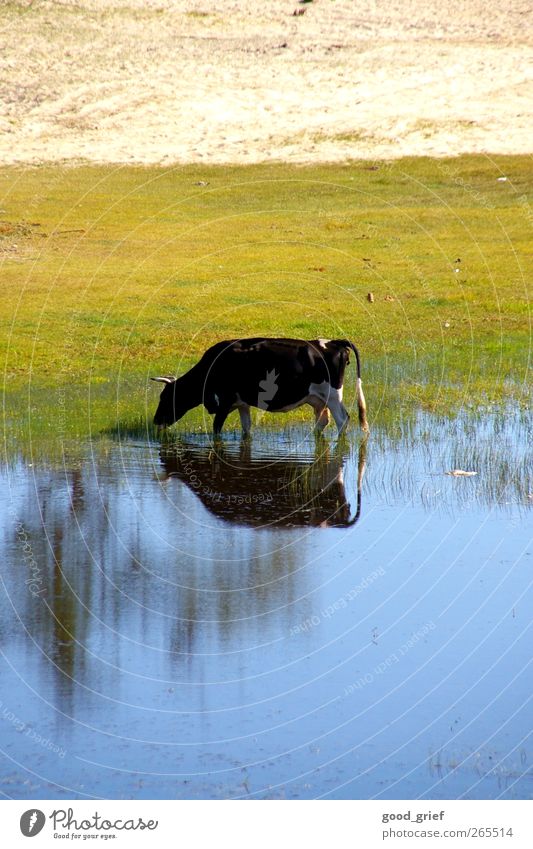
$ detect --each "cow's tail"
[343,341,369,433]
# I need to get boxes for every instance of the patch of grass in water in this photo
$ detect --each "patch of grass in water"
[1,156,530,460]
[365,406,532,512]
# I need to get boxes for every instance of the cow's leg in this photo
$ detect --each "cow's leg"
[309,382,350,435]
[326,396,350,434]
[309,399,330,433]
[213,407,230,436]
[238,404,252,438]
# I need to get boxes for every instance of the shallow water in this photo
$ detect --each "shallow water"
[0,410,531,800]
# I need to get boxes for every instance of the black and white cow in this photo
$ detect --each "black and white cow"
[151,337,369,436]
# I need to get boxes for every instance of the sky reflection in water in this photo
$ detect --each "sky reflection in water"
[0,410,531,799]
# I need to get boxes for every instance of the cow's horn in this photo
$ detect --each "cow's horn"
[150,376,176,384]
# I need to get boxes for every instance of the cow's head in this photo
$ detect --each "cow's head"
[151,375,188,427]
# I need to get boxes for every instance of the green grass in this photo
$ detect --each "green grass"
[1,156,531,458]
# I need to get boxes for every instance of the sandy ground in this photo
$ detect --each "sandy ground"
[0,0,532,165]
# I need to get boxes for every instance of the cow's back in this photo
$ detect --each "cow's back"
[200,337,342,411]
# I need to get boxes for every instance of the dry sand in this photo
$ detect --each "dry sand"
[0,0,531,165]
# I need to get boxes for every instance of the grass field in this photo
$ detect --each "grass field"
[1,156,531,456]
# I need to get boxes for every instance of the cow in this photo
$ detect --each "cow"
[151,337,369,437]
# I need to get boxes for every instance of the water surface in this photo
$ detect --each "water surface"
[0,410,531,799]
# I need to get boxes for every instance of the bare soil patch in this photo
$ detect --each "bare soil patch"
[0,0,531,164]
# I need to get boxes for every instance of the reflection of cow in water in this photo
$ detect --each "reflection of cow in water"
[159,439,366,529]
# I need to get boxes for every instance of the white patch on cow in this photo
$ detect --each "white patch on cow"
[214,393,219,406]
[308,381,349,433]
[271,381,348,433]
[308,381,340,403]
[317,338,331,349]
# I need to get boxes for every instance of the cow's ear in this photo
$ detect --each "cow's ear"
[150,376,176,384]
